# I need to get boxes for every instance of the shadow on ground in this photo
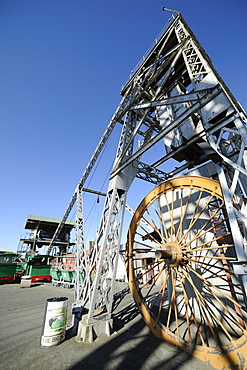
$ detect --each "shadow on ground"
[67,285,204,370]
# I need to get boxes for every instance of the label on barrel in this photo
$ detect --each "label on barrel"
[43,300,67,336]
[41,332,66,347]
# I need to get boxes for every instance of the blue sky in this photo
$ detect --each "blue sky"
[0,0,246,252]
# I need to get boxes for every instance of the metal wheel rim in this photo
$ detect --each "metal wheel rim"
[126,176,247,368]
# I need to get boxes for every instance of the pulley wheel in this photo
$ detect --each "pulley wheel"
[126,176,247,369]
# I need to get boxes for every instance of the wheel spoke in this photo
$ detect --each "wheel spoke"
[183,265,232,343]
[194,255,236,260]
[150,268,170,311]
[133,236,159,250]
[177,266,208,343]
[143,264,167,304]
[180,217,229,251]
[179,189,212,245]
[163,191,177,237]
[185,243,233,253]
[185,263,245,320]
[166,269,176,328]
[180,194,225,247]
[136,224,162,245]
[183,229,233,251]
[185,256,235,274]
[178,267,208,345]
[158,197,170,241]
[176,268,193,342]
[185,257,244,295]
[184,269,245,337]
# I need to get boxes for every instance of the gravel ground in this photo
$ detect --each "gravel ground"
[0,282,217,370]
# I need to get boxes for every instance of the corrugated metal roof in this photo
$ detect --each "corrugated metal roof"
[25,215,75,230]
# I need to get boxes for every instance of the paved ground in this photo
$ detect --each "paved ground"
[0,282,217,370]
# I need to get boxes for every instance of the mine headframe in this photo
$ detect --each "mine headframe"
[52,13,247,344]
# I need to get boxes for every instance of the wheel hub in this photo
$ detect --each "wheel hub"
[155,242,182,267]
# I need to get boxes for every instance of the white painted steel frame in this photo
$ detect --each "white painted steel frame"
[52,13,247,337]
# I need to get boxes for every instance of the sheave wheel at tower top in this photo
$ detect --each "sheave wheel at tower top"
[126,176,247,369]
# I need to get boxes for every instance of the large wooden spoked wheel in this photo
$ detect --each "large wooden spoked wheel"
[126,176,247,369]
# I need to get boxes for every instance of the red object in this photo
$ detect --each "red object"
[0,276,14,283]
[31,275,51,283]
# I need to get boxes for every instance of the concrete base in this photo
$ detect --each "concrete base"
[20,276,32,288]
[76,314,113,343]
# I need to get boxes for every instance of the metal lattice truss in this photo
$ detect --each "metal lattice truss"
[51,13,247,337]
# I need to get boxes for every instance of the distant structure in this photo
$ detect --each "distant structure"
[18,215,75,256]
[0,248,11,253]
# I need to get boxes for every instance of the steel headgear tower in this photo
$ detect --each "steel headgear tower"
[50,12,247,369]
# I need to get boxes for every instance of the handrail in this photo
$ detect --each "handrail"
[121,13,179,92]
